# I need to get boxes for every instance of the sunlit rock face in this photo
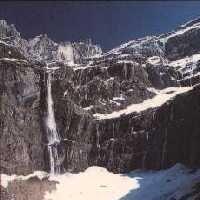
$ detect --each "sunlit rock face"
[1,16,200,176]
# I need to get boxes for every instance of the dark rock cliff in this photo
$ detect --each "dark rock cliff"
[145,84,200,170]
[1,18,200,176]
[0,58,45,174]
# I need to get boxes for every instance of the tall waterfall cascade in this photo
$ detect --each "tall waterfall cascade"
[46,72,61,174]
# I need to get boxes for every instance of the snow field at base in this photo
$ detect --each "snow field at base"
[45,167,137,200]
[1,164,200,200]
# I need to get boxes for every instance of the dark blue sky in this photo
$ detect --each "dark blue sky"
[0,1,200,51]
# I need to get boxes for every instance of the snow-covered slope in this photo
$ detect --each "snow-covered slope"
[93,86,192,120]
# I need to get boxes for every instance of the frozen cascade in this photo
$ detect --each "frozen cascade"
[46,72,61,174]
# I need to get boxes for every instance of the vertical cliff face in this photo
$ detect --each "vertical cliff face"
[89,111,153,173]
[0,57,46,174]
[145,84,200,170]
[48,63,200,173]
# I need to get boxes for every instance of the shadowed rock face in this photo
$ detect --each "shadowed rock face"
[1,17,200,176]
[51,66,200,173]
[145,84,200,170]
[0,58,46,175]
[86,85,200,173]
[165,28,200,61]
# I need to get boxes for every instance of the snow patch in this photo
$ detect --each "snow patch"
[73,64,96,71]
[113,95,125,101]
[83,105,94,111]
[165,21,200,41]
[1,171,48,188]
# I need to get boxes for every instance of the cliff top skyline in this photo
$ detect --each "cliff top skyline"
[0,2,200,50]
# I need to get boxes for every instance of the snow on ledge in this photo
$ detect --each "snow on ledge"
[93,87,193,120]
[147,56,161,66]
[83,105,94,111]
[117,60,136,64]
[164,21,200,41]
[168,53,200,69]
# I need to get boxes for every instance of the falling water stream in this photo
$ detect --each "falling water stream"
[46,72,61,174]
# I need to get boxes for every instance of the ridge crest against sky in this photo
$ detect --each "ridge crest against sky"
[0,1,200,51]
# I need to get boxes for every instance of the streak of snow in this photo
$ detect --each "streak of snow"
[46,66,60,71]
[83,105,94,110]
[73,64,96,71]
[109,100,121,106]
[147,56,161,66]
[113,95,125,101]
[165,22,200,41]
[117,60,135,64]
[0,57,27,63]
[118,54,130,58]
[87,54,102,59]
[46,62,60,71]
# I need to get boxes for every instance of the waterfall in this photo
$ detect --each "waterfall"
[46,72,61,174]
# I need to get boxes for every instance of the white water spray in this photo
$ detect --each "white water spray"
[46,72,61,174]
